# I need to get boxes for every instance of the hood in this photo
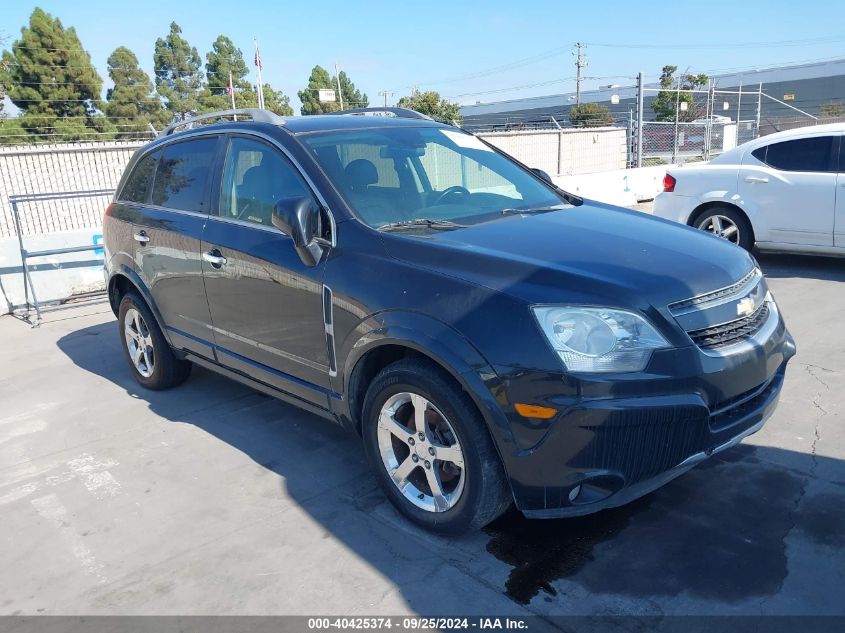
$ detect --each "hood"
[381,201,755,309]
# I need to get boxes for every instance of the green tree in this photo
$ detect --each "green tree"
[298,66,369,114]
[569,102,613,127]
[0,8,108,141]
[337,70,368,108]
[298,65,339,114]
[651,65,709,122]
[105,46,168,137]
[396,89,462,124]
[0,117,27,144]
[0,35,7,116]
[200,35,252,112]
[154,22,203,121]
[262,83,294,116]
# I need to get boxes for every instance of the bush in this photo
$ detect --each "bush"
[569,102,613,127]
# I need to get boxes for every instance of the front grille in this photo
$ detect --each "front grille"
[687,303,769,350]
[669,268,760,315]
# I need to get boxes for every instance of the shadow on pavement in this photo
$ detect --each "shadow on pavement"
[56,320,845,614]
[755,252,845,282]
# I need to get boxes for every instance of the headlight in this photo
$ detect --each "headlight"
[532,306,669,373]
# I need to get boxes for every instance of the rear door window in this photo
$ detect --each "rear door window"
[151,137,219,213]
[751,136,835,172]
[119,152,157,204]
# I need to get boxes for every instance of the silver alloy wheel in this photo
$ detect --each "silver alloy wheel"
[124,308,155,378]
[698,214,740,244]
[376,392,466,513]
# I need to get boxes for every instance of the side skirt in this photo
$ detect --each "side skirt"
[184,352,341,425]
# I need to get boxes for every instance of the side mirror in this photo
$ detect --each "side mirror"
[531,168,553,184]
[272,196,324,267]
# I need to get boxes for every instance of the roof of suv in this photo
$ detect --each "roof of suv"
[281,114,448,134]
[155,108,451,144]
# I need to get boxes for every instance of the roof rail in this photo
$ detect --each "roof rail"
[159,109,286,137]
[333,107,433,121]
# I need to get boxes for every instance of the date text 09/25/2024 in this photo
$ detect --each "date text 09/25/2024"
[307,618,528,630]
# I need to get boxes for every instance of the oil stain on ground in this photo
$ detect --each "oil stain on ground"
[485,446,808,605]
[483,498,652,605]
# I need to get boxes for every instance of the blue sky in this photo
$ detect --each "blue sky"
[3,0,845,110]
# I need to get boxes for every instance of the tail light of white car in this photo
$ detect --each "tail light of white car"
[663,173,676,193]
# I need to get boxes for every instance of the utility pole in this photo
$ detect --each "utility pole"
[574,43,587,105]
[379,90,395,108]
[334,63,344,110]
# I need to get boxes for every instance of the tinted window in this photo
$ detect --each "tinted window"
[151,137,218,212]
[753,136,834,172]
[120,152,157,203]
[218,136,313,227]
[303,127,563,229]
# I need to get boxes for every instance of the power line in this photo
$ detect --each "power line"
[585,35,845,50]
[444,75,634,100]
[392,44,572,92]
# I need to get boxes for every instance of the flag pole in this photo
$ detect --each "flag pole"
[334,62,344,110]
[254,39,265,110]
[228,72,237,119]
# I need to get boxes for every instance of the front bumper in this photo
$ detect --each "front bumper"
[494,312,796,518]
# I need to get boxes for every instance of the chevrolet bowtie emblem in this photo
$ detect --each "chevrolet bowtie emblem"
[737,296,756,317]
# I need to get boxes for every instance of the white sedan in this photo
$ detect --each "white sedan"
[653,123,844,254]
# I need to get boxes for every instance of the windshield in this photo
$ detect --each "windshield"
[301,126,567,229]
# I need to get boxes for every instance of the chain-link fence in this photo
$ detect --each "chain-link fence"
[637,86,762,165]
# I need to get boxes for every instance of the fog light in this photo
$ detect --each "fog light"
[568,485,582,503]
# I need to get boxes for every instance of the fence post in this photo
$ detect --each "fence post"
[636,72,644,167]
[672,75,682,164]
[736,81,743,147]
[756,83,762,137]
[705,79,714,160]
[551,117,563,176]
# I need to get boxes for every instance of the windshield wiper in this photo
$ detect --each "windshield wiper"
[378,218,467,232]
[501,204,569,215]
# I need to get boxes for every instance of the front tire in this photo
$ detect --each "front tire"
[362,359,511,534]
[694,206,754,251]
[118,292,191,390]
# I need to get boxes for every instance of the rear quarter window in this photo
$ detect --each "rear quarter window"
[751,136,835,172]
[119,152,157,204]
[151,137,218,213]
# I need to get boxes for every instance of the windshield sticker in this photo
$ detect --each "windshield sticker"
[441,129,494,152]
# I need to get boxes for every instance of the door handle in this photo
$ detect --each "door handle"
[202,250,227,268]
[133,231,150,243]
[744,176,769,184]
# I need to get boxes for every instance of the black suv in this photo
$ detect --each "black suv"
[104,107,796,534]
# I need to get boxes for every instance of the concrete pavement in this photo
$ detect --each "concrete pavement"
[0,253,843,618]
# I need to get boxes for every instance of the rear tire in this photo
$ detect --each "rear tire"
[118,291,191,390]
[694,206,754,251]
[362,358,512,534]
